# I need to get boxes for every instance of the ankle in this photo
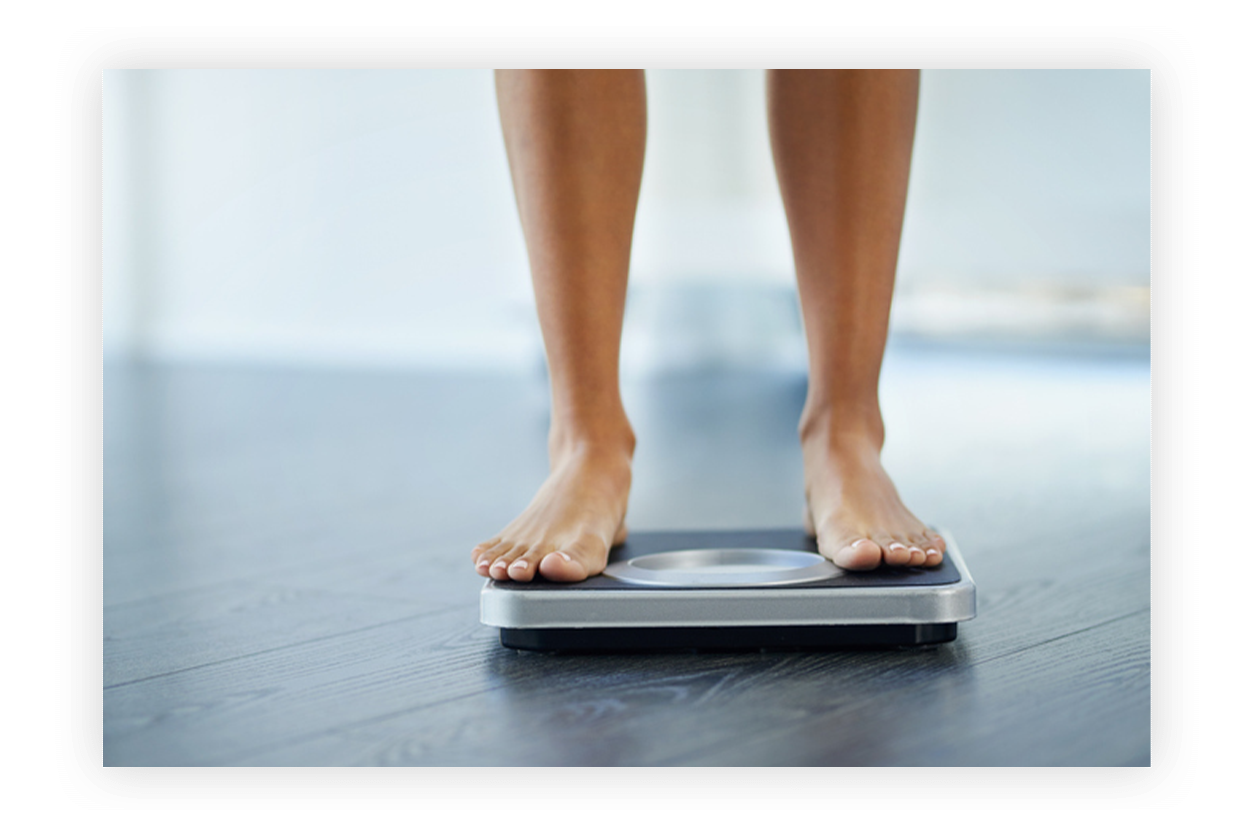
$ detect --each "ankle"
[548,419,636,463]
[798,401,885,452]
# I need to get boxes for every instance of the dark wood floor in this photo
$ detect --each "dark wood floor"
[103,339,1150,765]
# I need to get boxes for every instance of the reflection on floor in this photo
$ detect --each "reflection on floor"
[103,338,1150,765]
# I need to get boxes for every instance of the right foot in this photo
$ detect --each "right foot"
[800,410,946,572]
[471,439,633,583]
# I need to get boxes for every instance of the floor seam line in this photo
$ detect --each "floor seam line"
[968,607,1150,668]
[103,609,472,690]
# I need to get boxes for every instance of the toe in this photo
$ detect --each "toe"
[539,534,611,582]
[829,538,883,571]
[906,533,933,566]
[474,541,504,575]
[922,540,942,566]
[883,540,913,566]
[537,549,589,582]
[488,544,526,580]
[506,549,543,582]
[472,546,491,575]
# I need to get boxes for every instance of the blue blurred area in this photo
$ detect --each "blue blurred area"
[103,69,1149,372]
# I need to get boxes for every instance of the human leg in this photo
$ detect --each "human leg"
[766,69,945,570]
[472,70,645,582]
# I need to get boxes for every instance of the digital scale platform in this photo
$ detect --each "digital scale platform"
[480,528,976,652]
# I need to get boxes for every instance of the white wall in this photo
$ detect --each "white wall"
[105,69,535,368]
[103,69,1150,370]
[903,69,1150,287]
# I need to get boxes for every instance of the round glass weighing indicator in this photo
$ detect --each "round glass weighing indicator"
[602,548,840,587]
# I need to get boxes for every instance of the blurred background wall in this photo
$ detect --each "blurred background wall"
[102,69,1150,375]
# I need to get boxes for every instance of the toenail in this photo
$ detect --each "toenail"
[889,543,907,551]
[926,549,939,556]
[852,539,869,547]
[558,552,572,562]
[514,561,527,570]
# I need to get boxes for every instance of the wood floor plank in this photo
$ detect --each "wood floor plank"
[103,350,1149,765]
[227,604,1148,766]
[104,606,497,765]
[676,610,1151,766]
[104,581,434,687]
[105,544,1146,765]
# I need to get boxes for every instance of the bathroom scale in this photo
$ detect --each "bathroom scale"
[480,528,976,652]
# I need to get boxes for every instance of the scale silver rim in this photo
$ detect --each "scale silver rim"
[601,547,841,587]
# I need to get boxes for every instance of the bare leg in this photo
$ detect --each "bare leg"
[472,70,644,582]
[767,69,946,570]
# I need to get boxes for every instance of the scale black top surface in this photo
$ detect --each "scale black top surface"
[508,529,964,591]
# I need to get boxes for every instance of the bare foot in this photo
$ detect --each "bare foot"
[471,440,633,583]
[801,420,945,571]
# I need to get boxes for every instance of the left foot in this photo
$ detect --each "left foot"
[801,417,945,571]
[470,437,634,583]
